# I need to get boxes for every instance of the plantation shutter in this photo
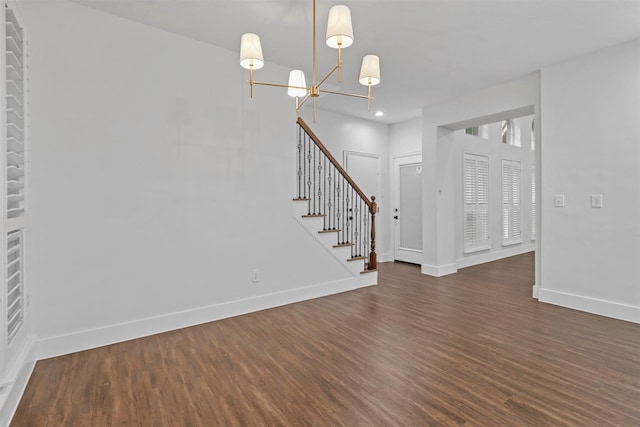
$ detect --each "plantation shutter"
[6,231,23,344]
[464,153,490,253]
[502,159,522,246]
[531,164,536,241]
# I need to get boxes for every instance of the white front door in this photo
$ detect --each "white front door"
[393,154,423,264]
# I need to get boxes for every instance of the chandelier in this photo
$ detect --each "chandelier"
[239,0,381,122]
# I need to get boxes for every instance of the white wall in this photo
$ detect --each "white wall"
[390,117,422,158]
[539,39,640,323]
[18,0,372,358]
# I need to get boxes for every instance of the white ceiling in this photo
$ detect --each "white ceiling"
[72,0,640,124]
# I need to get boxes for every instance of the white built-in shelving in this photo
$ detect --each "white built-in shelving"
[6,231,22,344]
[1,2,30,408]
[4,6,25,222]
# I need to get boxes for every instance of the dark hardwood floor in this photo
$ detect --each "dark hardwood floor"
[12,253,640,426]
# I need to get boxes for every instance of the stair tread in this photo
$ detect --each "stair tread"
[347,256,366,261]
[333,243,354,248]
[293,197,311,201]
[318,229,340,234]
[360,269,377,274]
[302,214,325,218]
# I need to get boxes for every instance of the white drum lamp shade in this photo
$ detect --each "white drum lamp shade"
[359,55,381,86]
[240,33,264,70]
[287,70,308,97]
[326,5,354,48]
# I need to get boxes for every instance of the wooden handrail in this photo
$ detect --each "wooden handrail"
[297,117,373,209]
[297,117,377,270]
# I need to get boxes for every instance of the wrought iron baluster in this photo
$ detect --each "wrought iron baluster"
[363,203,370,266]
[336,177,342,242]
[297,126,302,198]
[327,164,333,230]
[323,156,327,229]
[312,144,317,214]
[306,134,312,214]
[317,148,323,221]
[355,196,361,257]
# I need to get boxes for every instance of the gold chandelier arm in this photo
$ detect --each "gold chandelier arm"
[318,88,372,100]
[316,63,341,88]
[297,93,312,111]
[313,97,317,122]
[249,67,254,98]
[252,81,297,90]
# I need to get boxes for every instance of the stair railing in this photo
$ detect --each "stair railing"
[295,117,377,271]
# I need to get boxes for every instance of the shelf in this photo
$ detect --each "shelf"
[7,108,24,127]
[7,137,24,153]
[6,49,22,69]
[7,166,24,179]
[6,253,20,269]
[7,269,20,285]
[6,80,23,101]
[5,20,23,44]
[5,8,22,32]
[7,93,23,110]
[6,36,22,55]
[5,5,27,347]
[7,195,24,212]
[8,317,22,342]
[7,180,24,191]
[6,78,23,94]
[7,243,21,258]
[7,151,24,166]
[6,64,23,82]
[7,123,24,140]
[7,208,25,219]
[7,304,22,329]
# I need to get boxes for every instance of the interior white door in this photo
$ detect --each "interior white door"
[393,155,423,264]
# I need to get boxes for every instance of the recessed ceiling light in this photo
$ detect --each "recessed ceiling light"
[374,111,384,117]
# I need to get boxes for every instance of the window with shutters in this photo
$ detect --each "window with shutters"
[464,153,490,253]
[531,118,535,151]
[531,164,536,241]
[502,159,522,246]
[501,119,521,147]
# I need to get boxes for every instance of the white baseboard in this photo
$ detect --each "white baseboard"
[538,289,640,324]
[37,277,371,360]
[456,244,535,270]
[532,284,540,299]
[378,252,393,263]
[421,263,458,277]
[0,339,36,427]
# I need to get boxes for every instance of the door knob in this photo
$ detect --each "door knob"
[393,215,398,220]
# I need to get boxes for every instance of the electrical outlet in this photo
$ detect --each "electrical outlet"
[554,194,565,207]
[251,269,260,283]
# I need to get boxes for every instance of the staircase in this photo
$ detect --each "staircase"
[293,118,378,287]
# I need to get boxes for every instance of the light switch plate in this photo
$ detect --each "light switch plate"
[554,194,565,207]
[591,194,603,208]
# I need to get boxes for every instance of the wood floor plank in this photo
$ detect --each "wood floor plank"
[11,253,640,426]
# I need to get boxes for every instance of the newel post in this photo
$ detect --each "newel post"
[368,196,377,270]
